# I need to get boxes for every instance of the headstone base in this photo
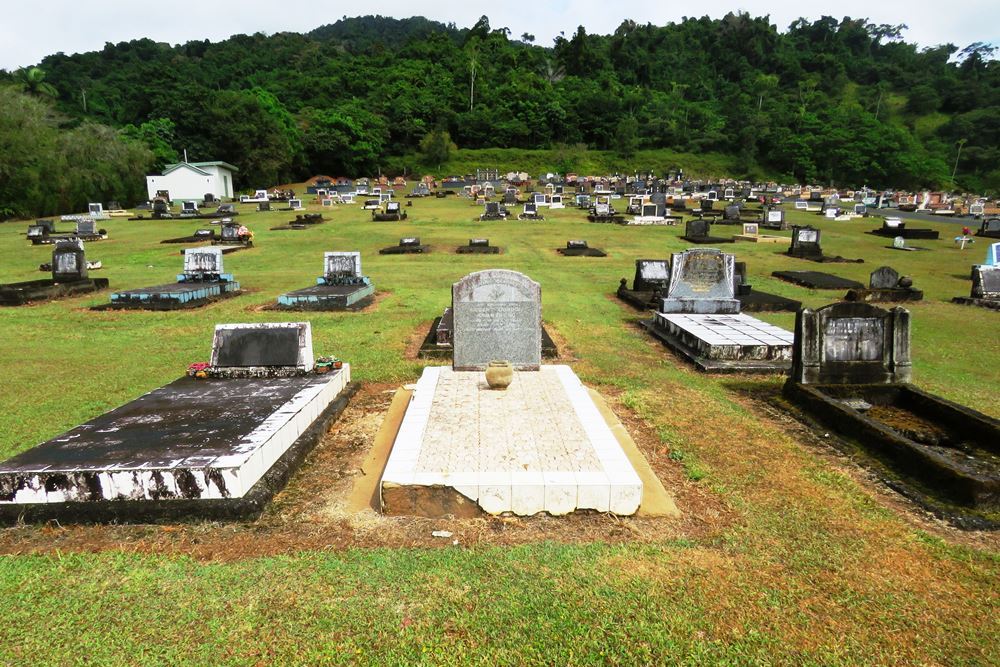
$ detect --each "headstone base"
[950,296,1000,311]
[0,278,109,306]
[276,284,375,310]
[644,314,793,374]
[107,280,241,310]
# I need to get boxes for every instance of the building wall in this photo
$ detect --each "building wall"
[146,165,235,202]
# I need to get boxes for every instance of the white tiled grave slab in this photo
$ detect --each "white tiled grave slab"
[654,313,793,360]
[0,366,350,505]
[381,366,643,515]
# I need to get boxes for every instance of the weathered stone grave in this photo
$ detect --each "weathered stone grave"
[976,218,1000,239]
[213,220,253,248]
[845,266,923,303]
[0,322,355,523]
[868,216,940,240]
[161,228,216,244]
[772,270,865,290]
[681,218,733,244]
[456,238,501,254]
[276,251,374,310]
[733,221,785,244]
[641,249,793,373]
[557,239,607,257]
[784,303,999,520]
[761,207,788,230]
[107,247,241,310]
[383,269,653,518]
[786,225,862,263]
[518,202,545,220]
[952,264,1000,310]
[1,240,109,306]
[379,237,429,254]
[271,213,327,230]
[373,200,407,221]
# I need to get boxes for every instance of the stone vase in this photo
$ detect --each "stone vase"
[485,360,513,390]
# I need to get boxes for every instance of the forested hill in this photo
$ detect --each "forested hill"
[4,14,999,196]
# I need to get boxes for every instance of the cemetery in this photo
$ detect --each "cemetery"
[275,252,375,310]
[0,240,109,306]
[105,247,241,310]
[557,239,607,257]
[639,249,794,373]
[783,303,999,521]
[455,238,501,254]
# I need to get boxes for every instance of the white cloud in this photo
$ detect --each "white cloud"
[0,0,996,70]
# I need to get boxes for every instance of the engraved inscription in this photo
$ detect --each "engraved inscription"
[823,317,884,361]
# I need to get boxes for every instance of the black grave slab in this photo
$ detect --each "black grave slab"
[557,241,606,257]
[271,285,375,311]
[98,282,242,311]
[0,278,109,306]
[772,271,865,290]
[0,377,357,523]
[161,230,216,244]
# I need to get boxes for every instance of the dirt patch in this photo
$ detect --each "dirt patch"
[404,320,435,359]
[0,382,727,561]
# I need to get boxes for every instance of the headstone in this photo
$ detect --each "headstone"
[217,204,236,215]
[893,236,906,249]
[221,222,241,242]
[742,222,759,236]
[658,248,739,314]
[789,225,822,258]
[869,266,900,289]
[324,251,361,280]
[153,200,169,215]
[640,203,658,217]
[400,237,420,247]
[633,259,670,291]
[469,238,489,247]
[289,198,302,209]
[321,198,333,207]
[523,202,537,216]
[724,205,741,221]
[504,190,517,205]
[685,218,710,239]
[35,219,56,234]
[183,247,224,278]
[971,266,1000,299]
[452,269,542,371]
[210,322,313,371]
[567,240,588,249]
[258,201,271,212]
[791,303,911,384]
[88,203,103,216]
[984,219,1000,233]
[182,201,198,213]
[824,208,839,219]
[794,201,808,210]
[76,219,97,235]
[52,240,86,282]
[766,208,785,225]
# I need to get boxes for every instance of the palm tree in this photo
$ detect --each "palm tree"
[15,67,58,98]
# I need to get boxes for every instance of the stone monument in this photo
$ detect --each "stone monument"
[452,269,542,371]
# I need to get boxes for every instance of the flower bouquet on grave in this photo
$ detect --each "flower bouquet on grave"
[315,356,343,374]
[187,362,211,379]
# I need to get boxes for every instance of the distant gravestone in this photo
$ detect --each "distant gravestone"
[76,219,97,235]
[633,259,670,291]
[788,225,822,259]
[183,247,223,277]
[791,302,911,385]
[52,240,86,282]
[869,266,900,289]
[893,236,906,249]
[452,269,541,371]
[658,248,739,314]
[211,322,313,370]
[685,218,710,239]
[400,237,420,247]
[765,208,785,227]
[324,251,361,280]
[971,266,1000,299]
[258,201,271,212]
[742,222,759,236]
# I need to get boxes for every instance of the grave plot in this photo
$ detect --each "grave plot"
[161,228,216,244]
[732,222,786,244]
[277,197,305,212]
[639,249,793,373]
[104,248,241,311]
[517,202,545,220]
[270,213,327,230]
[731,261,802,312]
[26,218,106,244]
[478,202,509,221]
[417,307,559,359]
[615,259,671,310]
[760,207,789,230]
[456,238,501,254]
[784,225,863,263]
[211,220,253,250]
[557,240,606,257]
[379,237,429,254]
[783,303,1000,525]
[772,270,865,290]
[886,236,930,252]
[976,218,1000,239]
[867,216,940,240]
[627,203,680,226]
[372,201,407,221]
[275,252,375,310]
[587,198,625,223]
[0,240,109,306]
[844,266,923,303]
[680,219,734,244]
[951,262,1000,311]
[381,270,665,518]
[0,322,356,524]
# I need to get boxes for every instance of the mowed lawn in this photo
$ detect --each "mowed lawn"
[0,194,997,665]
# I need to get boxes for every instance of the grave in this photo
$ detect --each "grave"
[212,220,253,248]
[844,266,923,303]
[587,199,624,223]
[887,235,929,252]
[785,225,862,263]
[951,265,1000,311]
[210,203,238,218]
[867,217,940,240]
[0,240,109,306]
[383,269,652,517]
[680,218,734,244]
[732,221,785,244]
[180,201,200,217]
[784,303,999,520]
[0,322,356,523]
[518,202,545,220]
[106,248,241,310]
[161,228,216,244]
[270,213,327,230]
[372,200,407,221]
[379,237,429,254]
[628,203,679,226]
[615,259,671,310]
[257,201,271,212]
[761,207,788,230]
[641,249,793,373]
[976,218,1000,239]
[479,202,508,221]
[26,219,73,245]
[557,240,606,257]
[276,252,375,310]
[72,218,107,241]
[772,270,865,290]
[406,183,431,198]
[456,238,501,254]
[419,307,559,359]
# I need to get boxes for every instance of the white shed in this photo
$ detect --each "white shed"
[145,161,238,202]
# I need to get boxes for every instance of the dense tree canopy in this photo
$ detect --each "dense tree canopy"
[2,14,998,198]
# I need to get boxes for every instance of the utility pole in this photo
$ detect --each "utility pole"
[952,138,967,182]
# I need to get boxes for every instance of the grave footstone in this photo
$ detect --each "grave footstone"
[452,269,542,371]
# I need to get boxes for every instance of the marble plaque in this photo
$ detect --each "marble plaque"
[452,270,541,371]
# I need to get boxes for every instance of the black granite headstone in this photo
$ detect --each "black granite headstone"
[213,328,300,367]
[869,266,900,289]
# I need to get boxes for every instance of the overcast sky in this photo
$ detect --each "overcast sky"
[1,1,996,71]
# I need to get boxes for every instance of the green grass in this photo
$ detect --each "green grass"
[0,194,997,665]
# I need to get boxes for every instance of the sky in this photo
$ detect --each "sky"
[1,0,997,71]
